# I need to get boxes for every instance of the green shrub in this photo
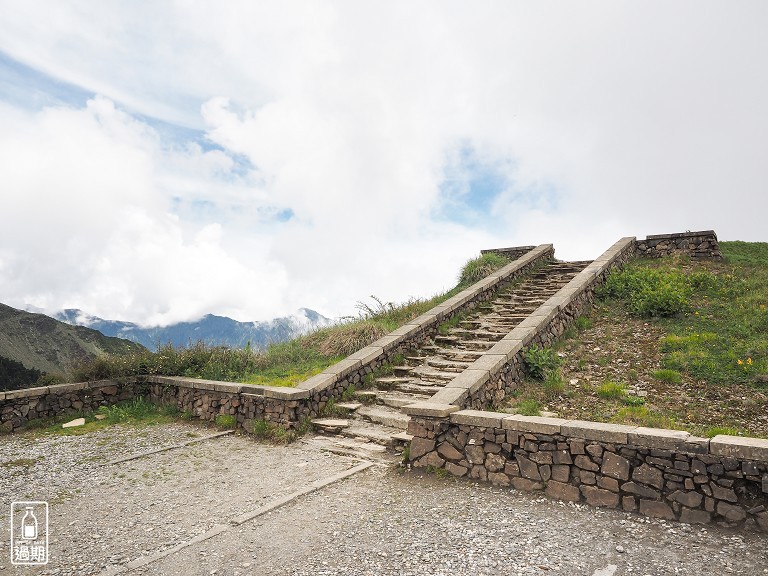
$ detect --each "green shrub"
[35,373,67,386]
[437,313,465,335]
[97,397,159,423]
[524,345,560,380]
[635,282,689,316]
[341,384,357,401]
[660,333,717,352]
[250,419,271,438]
[561,327,578,340]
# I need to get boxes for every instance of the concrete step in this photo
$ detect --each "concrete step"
[449,329,504,341]
[311,418,350,433]
[392,365,415,376]
[303,435,387,454]
[353,390,378,402]
[426,358,470,372]
[393,382,443,395]
[342,424,405,446]
[391,431,413,443]
[376,392,429,408]
[411,368,455,383]
[302,435,397,462]
[435,348,484,361]
[374,377,412,390]
[336,402,362,411]
[455,339,496,351]
[356,406,410,430]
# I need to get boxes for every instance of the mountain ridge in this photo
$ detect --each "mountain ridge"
[0,303,146,384]
[53,307,333,351]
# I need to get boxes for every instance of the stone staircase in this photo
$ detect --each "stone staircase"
[306,259,590,462]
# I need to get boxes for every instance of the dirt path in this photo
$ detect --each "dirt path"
[1,423,765,576]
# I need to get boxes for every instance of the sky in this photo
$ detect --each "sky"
[1,1,767,327]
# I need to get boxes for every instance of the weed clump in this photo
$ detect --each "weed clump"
[214,414,237,429]
[597,381,627,400]
[523,345,560,380]
[248,418,306,443]
[651,369,682,384]
[515,398,542,416]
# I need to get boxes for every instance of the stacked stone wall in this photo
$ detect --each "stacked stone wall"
[0,379,146,432]
[636,230,722,259]
[407,412,768,532]
[481,246,537,260]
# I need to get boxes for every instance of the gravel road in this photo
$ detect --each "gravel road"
[1,423,765,576]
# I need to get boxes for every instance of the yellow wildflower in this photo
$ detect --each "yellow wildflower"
[737,359,743,365]
[747,357,753,365]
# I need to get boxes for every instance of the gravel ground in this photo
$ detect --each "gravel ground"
[1,423,766,576]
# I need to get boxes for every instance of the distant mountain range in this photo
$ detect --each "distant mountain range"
[52,307,333,351]
[0,303,145,385]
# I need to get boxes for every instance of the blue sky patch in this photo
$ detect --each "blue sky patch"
[436,142,561,229]
[436,143,511,227]
[0,51,93,110]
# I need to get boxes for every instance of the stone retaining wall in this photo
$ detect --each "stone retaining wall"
[405,410,768,531]
[0,379,146,432]
[636,230,722,259]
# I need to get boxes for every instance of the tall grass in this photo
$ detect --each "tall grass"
[458,253,511,288]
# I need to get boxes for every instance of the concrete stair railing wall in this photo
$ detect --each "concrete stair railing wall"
[0,244,556,433]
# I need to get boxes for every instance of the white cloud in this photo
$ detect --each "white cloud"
[0,97,290,324]
[1,1,767,326]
